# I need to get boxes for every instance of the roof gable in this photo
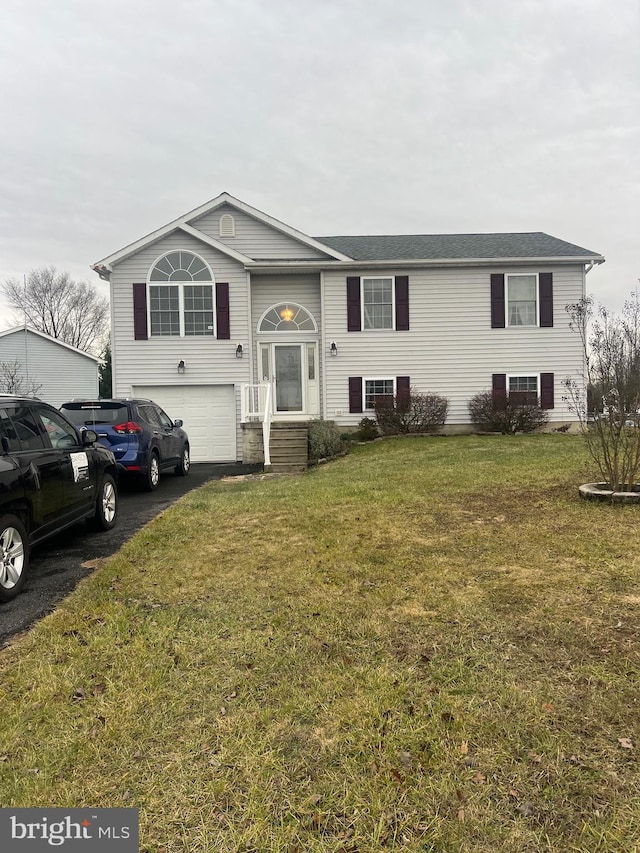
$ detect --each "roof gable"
[0,326,102,363]
[93,192,352,274]
[190,203,339,262]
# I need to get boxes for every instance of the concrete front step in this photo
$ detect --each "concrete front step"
[268,425,309,470]
[269,463,308,474]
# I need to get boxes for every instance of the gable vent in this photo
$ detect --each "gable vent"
[219,214,235,238]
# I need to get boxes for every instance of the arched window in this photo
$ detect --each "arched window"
[258,303,317,332]
[148,251,214,336]
[149,251,212,282]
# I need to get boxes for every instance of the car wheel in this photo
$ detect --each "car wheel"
[0,514,29,603]
[90,474,118,531]
[175,445,190,477]
[144,451,160,491]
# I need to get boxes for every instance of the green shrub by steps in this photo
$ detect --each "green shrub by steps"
[308,418,345,459]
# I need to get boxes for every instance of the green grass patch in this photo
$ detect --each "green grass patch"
[1,435,639,851]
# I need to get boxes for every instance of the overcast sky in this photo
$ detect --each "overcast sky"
[0,0,638,326]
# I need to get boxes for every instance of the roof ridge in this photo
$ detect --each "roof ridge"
[316,231,548,239]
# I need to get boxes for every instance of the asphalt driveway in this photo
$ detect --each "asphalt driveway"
[0,463,259,647]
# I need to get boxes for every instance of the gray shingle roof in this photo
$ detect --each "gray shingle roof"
[313,232,601,262]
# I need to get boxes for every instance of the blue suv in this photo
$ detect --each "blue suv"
[60,398,190,491]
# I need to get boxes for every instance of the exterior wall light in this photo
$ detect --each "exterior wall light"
[177,360,186,374]
[236,344,243,358]
[330,341,338,356]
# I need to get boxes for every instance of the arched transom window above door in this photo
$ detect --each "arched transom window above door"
[258,303,317,332]
[149,251,212,282]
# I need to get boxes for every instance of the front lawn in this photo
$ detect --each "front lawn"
[1,435,638,852]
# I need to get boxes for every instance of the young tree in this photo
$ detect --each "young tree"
[99,341,112,398]
[0,360,42,396]
[3,267,109,354]
[564,294,640,491]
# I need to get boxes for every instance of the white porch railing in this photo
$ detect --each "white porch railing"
[240,383,273,466]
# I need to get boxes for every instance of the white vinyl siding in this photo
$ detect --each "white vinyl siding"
[251,275,321,333]
[250,274,321,396]
[191,204,332,260]
[109,231,249,460]
[322,264,585,426]
[0,329,99,408]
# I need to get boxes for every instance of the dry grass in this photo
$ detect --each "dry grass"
[1,434,639,852]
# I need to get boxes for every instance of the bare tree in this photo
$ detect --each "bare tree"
[0,360,42,396]
[564,294,640,491]
[3,267,109,354]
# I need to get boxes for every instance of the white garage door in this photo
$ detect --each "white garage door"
[133,385,236,463]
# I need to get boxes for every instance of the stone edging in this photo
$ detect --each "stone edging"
[579,482,640,503]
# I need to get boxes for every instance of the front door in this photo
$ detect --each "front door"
[275,345,303,412]
[260,342,319,417]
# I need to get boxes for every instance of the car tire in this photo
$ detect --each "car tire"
[144,451,160,492]
[90,474,118,531]
[175,445,190,477]
[0,514,29,603]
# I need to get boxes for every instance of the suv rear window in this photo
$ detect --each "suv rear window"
[62,403,130,427]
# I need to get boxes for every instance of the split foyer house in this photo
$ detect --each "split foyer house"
[92,193,604,464]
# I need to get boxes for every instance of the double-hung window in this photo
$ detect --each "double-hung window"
[183,285,214,335]
[149,286,180,336]
[362,277,394,330]
[507,274,538,326]
[508,374,539,405]
[148,251,214,337]
[364,378,395,410]
[347,275,409,332]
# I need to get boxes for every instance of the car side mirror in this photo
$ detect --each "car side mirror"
[82,429,98,445]
[173,419,183,428]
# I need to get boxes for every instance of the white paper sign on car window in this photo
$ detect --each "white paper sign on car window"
[70,451,89,483]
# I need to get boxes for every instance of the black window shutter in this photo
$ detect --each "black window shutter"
[492,373,507,409]
[349,377,363,413]
[396,376,411,397]
[216,283,230,340]
[490,274,505,328]
[133,283,147,340]
[395,276,409,331]
[540,372,555,409]
[347,277,361,332]
[539,273,554,327]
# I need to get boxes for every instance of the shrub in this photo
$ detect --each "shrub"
[357,417,379,441]
[468,390,549,434]
[374,388,449,435]
[308,419,345,460]
[564,295,640,491]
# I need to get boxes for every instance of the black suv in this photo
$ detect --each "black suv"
[60,399,190,491]
[0,396,118,603]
